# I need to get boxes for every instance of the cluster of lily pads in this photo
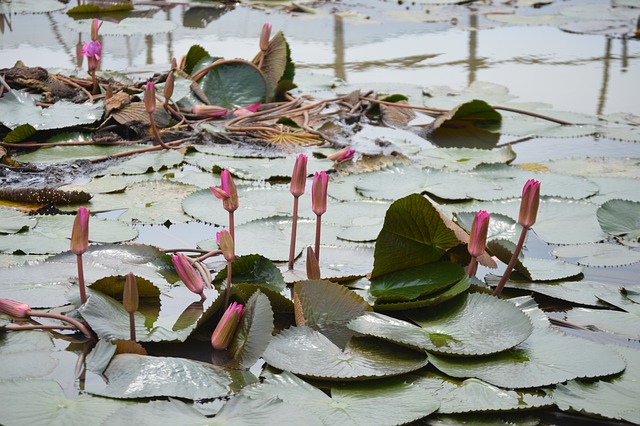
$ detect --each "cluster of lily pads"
[1,8,640,426]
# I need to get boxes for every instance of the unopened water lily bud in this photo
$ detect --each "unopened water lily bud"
[211,302,243,350]
[70,207,90,255]
[311,171,329,216]
[518,179,540,228]
[172,253,206,300]
[290,154,308,197]
[0,298,31,318]
[467,210,490,258]
[123,273,139,314]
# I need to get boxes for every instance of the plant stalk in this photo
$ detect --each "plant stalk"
[288,196,300,270]
[27,310,93,340]
[467,256,478,278]
[224,261,233,311]
[129,312,136,342]
[314,214,322,261]
[493,227,529,297]
[77,254,87,304]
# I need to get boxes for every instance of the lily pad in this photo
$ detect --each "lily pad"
[0,379,130,426]
[66,18,177,35]
[88,353,256,400]
[410,371,553,413]
[229,291,274,368]
[294,280,372,348]
[597,199,640,241]
[104,149,185,175]
[197,59,267,109]
[262,326,429,380]
[373,275,471,311]
[243,371,440,425]
[371,194,461,277]
[415,146,516,172]
[0,331,58,380]
[565,308,640,340]
[428,326,627,388]
[0,207,36,234]
[0,90,102,131]
[350,293,533,356]
[0,0,65,13]
[553,243,640,267]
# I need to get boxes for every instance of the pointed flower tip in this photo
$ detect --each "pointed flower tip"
[211,301,244,350]
[192,104,228,117]
[144,81,156,113]
[70,207,90,255]
[91,18,102,41]
[260,23,272,52]
[290,153,308,197]
[212,170,239,212]
[518,179,541,228]
[172,253,205,298]
[327,147,355,162]
[468,210,490,258]
[217,230,235,262]
[311,171,329,216]
[306,246,321,280]
[0,298,31,318]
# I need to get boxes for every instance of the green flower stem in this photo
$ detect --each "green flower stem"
[468,256,478,278]
[493,226,529,297]
[229,211,235,242]
[288,196,300,270]
[224,261,233,311]
[77,254,87,304]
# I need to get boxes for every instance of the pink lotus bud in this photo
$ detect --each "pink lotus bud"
[91,18,102,41]
[172,254,206,300]
[123,273,139,314]
[233,102,261,117]
[467,210,490,258]
[164,70,175,102]
[192,105,228,117]
[80,40,102,71]
[210,170,239,213]
[290,154,308,197]
[70,207,90,255]
[518,179,541,228]
[144,81,156,114]
[211,302,243,350]
[259,23,272,52]
[327,147,355,162]
[216,230,235,262]
[0,298,31,318]
[311,171,329,216]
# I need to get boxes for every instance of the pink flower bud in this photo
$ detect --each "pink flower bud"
[290,154,308,197]
[172,254,206,299]
[211,302,243,350]
[518,179,541,228]
[467,210,490,258]
[216,230,235,263]
[311,171,328,216]
[70,207,90,255]
[327,147,355,162]
[192,105,228,117]
[259,23,272,52]
[123,273,139,314]
[144,81,156,114]
[232,102,261,117]
[80,40,102,71]
[210,170,239,213]
[164,70,175,102]
[0,298,31,318]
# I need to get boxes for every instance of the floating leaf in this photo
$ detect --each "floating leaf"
[294,280,372,348]
[0,207,35,234]
[88,353,256,399]
[66,18,177,36]
[597,199,640,241]
[287,245,375,283]
[565,308,640,340]
[416,146,516,172]
[0,90,102,131]
[243,371,440,425]
[351,293,532,356]
[373,275,471,311]
[410,371,553,413]
[553,243,640,267]
[370,261,465,301]
[104,150,185,175]
[428,326,627,388]
[0,379,130,426]
[263,326,428,380]
[198,59,268,109]
[429,100,501,148]
[215,254,286,294]
[0,331,57,380]
[229,290,274,368]
[15,144,149,164]
[371,194,461,277]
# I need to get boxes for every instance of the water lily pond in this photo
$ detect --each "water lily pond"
[1,0,640,425]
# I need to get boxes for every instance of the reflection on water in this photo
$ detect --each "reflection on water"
[1,0,638,116]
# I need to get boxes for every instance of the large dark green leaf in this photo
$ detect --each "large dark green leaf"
[429,100,502,148]
[371,194,461,277]
[262,326,428,380]
[198,60,268,109]
[215,254,285,293]
[373,275,471,311]
[370,261,465,301]
[229,291,274,368]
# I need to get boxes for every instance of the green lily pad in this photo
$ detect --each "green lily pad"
[197,59,267,109]
[565,308,640,340]
[229,291,274,368]
[370,261,465,301]
[597,199,640,241]
[104,150,185,175]
[0,0,65,13]
[553,243,640,267]
[429,100,502,148]
[346,164,430,201]
[294,280,372,348]
[415,146,516,172]
[0,90,102,131]
[0,379,130,426]
[373,275,471,311]
[66,18,177,35]
[587,176,640,206]
[88,353,256,400]
[262,326,429,380]
[214,254,286,294]
[243,371,440,425]
[428,326,627,388]
[371,194,461,277]
[541,157,640,179]
[0,331,57,380]
[351,293,532,356]
[0,207,35,234]
[14,144,148,165]
[286,245,375,283]
[410,371,553,413]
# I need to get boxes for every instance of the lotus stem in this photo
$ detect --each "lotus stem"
[128,312,136,342]
[77,254,87,304]
[468,256,478,278]
[148,112,175,150]
[229,211,235,242]
[493,227,529,297]
[288,196,300,270]
[224,261,233,311]
[314,214,322,261]
[27,310,93,340]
